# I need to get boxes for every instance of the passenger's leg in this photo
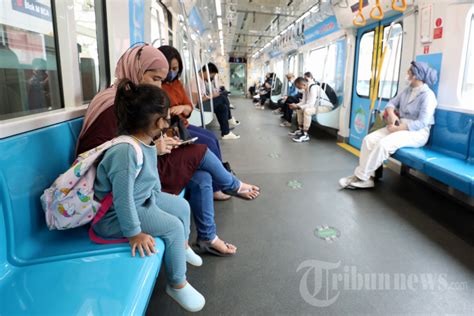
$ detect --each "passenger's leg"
[212,97,231,136]
[187,124,222,160]
[355,127,430,181]
[296,109,304,129]
[303,107,317,132]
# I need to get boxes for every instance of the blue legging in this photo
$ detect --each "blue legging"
[187,124,222,160]
[186,149,240,241]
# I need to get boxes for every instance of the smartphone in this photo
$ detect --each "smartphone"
[179,137,198,146]
[394,120,400,126]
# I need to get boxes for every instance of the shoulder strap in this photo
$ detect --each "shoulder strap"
[112,135,144,177]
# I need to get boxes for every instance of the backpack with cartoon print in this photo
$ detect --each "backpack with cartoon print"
[41,135,143,232]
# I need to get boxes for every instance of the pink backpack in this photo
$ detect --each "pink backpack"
[41,136,143,244]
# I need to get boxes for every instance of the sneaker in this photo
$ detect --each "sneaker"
[279,121,292,127]
[292,133,310,143]
[229,103,236,109]
[349,178,375,189]
[166,283,206,312]
[222,132,240,140]
[272,109,282,115]
[288,129,303,137]
[338,175,358,188]
[229,117,240,127]
[185,247,203,267]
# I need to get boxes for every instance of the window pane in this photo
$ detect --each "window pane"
[356,30,375,97]
[74,0,99,103]
[378,23,403,99]
[308,44,337,87]
[0,1,62,121]
[462,15,474,101]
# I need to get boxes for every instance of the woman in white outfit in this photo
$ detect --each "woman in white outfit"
[339,61,438,189]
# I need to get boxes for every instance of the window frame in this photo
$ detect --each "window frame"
[458,7,474,107]
[355,29,376,99]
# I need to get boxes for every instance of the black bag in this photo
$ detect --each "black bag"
[169,116,192,141]
[312,81,339,107]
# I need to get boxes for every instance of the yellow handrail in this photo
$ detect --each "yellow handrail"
[370,0,384,20]
[353,0,366,27]
[392,0,407,12]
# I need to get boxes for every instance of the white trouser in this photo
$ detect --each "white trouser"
[296,106,332,130]
[354,119,430,181]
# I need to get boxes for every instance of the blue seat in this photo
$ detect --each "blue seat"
[0,118,165,315]
[392,110,474,196]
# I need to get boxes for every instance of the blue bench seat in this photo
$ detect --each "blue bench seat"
[0,118,165,315]
[392,110,474,197]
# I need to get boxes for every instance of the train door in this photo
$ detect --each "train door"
[349,16,403,149]
[229,63,246,95]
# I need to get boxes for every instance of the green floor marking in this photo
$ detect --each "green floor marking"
[315,225,340,242]
[287,180,302,189]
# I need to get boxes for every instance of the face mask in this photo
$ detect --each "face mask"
[167,70,178,81]
[297,88,305,93]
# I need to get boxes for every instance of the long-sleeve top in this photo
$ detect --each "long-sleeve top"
[298,83,333,110]
[287,82,298,97]
[385,84,437,131]
[161,79,193,126]
[94,140,161,237]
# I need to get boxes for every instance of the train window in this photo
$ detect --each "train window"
[356,30,375,98]
[74,0,100,103]
[288,54,297,75]
[461,15,474,102]
[308,44,337,87]
[275,59,284,82]
[0,0,62,121]
[151,1,169,47]
[378,23,403,99]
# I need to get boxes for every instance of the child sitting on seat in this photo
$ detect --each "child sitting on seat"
[93,79,205,312]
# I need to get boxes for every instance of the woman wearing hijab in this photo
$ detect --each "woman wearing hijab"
[339,61,438,189]
[77,44,260,256]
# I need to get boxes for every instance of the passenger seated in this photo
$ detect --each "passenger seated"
[275,74,303,127]
[191,63,240,140]
[94,79,205,312]
[255,73,273,110]
[339,61,438,189]
[288,77,334,143]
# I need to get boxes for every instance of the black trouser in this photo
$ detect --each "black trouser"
[281,95,301,122]
[260,92,270,105]
[203,95,231,136]
[249,86,256,96]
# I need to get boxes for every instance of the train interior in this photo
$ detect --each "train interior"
[0,0,473,314]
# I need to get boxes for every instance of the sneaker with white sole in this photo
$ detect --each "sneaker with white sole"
[348,178,375,189]
[280,121,292,127]
[292,133,310,143]
[229,117,240,127]
[338,175,358,188]
[288,129,303,137]
[222,132,240,140]
[229,104,235,109]
[166,283,206,312]
[185,247,203,267]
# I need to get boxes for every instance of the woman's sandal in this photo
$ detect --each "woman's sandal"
[223,183,260,200]
[193,237,236,257]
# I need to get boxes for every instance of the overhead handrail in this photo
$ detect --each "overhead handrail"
[392,0,407,12]
[353,0,366,27]
[370,0,384,20]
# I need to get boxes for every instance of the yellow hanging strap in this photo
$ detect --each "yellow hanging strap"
[353,0,366,27]
[370,0,384,20]
[392,0,407,12]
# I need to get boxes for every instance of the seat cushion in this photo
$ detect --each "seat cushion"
[425,158,474,195]
[392,147,439,171]
[0,238,164,316]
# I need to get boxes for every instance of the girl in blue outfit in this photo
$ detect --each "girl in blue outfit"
[94,79,205,312]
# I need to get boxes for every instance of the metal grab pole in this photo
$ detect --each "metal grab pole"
[204,61,215,115]
[178,0,206,128]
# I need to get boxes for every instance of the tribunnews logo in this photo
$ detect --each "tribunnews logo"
[297,260,469,307]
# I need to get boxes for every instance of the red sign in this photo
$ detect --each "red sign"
[435,18,443,28]
[434,27,443,39]
[424,45,430,54]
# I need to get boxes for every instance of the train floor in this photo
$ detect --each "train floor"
[146,97,474,315]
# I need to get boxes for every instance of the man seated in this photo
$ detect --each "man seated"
[192,63,240,140]
[255,73,273,110]
[288,77,334,143]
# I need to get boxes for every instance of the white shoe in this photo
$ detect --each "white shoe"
[280,121,292,127]
[222,132,240,140]
[292,133,310,143]
[338,175,358,188]
[186,247,203,267]
[288,129,303,137]
[230,103,235,109]
[229,117,240,127]
[166,283,206,312]
[349,178,375,189]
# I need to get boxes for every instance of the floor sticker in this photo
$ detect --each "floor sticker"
[268,153,281,159]
[287,180,303,189]
[314,225,340,242]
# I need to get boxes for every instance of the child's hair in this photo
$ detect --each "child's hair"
[114,79,170,135]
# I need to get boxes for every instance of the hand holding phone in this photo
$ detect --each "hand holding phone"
[179,137,198,146]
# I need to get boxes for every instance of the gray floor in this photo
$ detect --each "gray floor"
[147,97,474,316]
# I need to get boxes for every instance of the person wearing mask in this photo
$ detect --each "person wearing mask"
[191,63,240,140]
[288,77,334,142]
[339,61,438,189]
